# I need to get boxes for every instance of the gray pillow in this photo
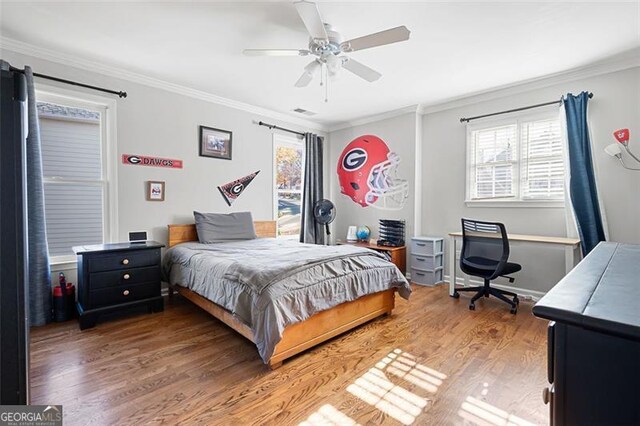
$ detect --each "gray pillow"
[193,211,257,243]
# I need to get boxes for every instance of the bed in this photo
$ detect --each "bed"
[163,221,410,368]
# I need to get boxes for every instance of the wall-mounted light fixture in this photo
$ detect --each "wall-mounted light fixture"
[604,128,640,171]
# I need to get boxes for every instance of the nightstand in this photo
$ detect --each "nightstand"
[336,240,406,274]
[73,241,165,329]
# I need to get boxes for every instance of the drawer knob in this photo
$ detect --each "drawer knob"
[416,243,425,246]
[123,290,130,296]
[122,258,129,265]
[542,386,553,405]
[123,274,130,280]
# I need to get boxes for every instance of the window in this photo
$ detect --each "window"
[37,91,116,262]
[466,113,564,206]
[273,134,304,238]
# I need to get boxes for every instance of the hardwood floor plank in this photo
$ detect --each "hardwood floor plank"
[30,285,549,425]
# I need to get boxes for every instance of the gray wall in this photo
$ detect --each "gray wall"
[328,67,639,297]
[1,49,326,285]
[421,67,640,294]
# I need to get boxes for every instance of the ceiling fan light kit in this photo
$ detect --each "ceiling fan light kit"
[243,0,411,100]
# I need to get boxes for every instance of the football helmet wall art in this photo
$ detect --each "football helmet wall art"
[337,135,408,210]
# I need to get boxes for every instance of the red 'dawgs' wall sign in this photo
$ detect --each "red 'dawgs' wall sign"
[122,154,183,169]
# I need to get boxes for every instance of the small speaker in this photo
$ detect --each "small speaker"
[129,231,147,243]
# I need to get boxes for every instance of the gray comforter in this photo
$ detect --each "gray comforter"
[162,238,411,363]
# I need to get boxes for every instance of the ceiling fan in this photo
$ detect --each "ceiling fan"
[243,1,410,89]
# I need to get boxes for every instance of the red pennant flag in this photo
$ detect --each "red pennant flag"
[217,170,260,206]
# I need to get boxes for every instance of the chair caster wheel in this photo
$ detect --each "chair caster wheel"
[513,297,520,305]
[469,303,475,311]
[510,306,518,314]
[452,291,460,299]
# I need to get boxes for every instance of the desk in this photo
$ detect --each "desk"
[447,232,581,296]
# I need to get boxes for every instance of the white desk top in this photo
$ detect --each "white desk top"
[448,231,580,247]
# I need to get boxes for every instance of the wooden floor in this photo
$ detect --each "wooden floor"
[30,285,549,426]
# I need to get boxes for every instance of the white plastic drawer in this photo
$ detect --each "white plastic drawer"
[411,239,443,256]
[410,267,444,286]
[411,254,443,270]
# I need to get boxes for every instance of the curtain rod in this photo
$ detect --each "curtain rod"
[7,64,128,98]
[257,121,305,137]
[459,92,593,123]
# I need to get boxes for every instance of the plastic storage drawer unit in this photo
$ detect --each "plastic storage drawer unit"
[410,236,444,286]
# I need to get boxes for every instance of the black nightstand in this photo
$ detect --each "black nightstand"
[73,241,165,329]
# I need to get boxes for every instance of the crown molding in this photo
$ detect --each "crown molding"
[0,36,328,133]
[419,48,640,115]
[328,104,420,133]
[328,48,640,133]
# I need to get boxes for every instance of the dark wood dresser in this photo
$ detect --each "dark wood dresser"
[533,242,640,425]
[73,241,164,329]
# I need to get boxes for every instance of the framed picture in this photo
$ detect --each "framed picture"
[199,126,232,160]
[146,181,165,201]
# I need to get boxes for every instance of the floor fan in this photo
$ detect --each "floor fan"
[313,199,336,235]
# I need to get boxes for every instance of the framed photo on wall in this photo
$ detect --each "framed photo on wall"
[146,180,165,201]
[200,126,232,160]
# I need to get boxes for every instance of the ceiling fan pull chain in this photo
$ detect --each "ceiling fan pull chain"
[325,65,329,102]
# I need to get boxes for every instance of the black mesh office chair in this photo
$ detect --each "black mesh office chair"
[452,218,521,314]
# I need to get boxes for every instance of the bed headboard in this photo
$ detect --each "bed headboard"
[167,221,277,248]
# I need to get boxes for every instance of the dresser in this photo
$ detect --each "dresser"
[410,237,444,286]
[336,240,406,274]
[533,242,640,425]
[73,241,164,329]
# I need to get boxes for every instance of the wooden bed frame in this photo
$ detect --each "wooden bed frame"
[167,221,396,369]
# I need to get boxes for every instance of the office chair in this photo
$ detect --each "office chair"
[452,218,521,314]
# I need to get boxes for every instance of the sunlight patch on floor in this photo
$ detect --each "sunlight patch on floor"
[345,348,447,425]
[299,404,361,426]
[458,396,536,426]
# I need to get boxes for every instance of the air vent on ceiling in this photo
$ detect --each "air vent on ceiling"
[292,108,316,116]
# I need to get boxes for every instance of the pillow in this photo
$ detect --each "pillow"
[193,211,257,243]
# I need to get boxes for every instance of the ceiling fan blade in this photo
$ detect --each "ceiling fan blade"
[341,25,410,52]
[243,49,310,56]
[295,60,321,87]
[294,1,328,41]
[342,58,381,82]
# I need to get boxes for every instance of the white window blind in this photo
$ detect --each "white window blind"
[470,124,517,200]
[39,102,105,258]
[521,119,564,199]
[467,114,564,204]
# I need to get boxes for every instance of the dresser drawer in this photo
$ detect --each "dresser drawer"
[88,249,160,273]
[411,267,444,286]
[90,281,160,309]
[411,254,443,270]
[89,266,160,290]
[411,239,443,256]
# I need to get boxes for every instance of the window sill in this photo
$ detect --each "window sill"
[49,258,78,271]
[465,200,565,208]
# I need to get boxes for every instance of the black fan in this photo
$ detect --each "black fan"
[313,199,336,235]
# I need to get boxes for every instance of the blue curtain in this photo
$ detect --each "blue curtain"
[25,67,52,326]
[300,133,325,244]
[563,91,606,254]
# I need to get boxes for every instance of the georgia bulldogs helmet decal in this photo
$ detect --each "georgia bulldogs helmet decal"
[337,135,408,210]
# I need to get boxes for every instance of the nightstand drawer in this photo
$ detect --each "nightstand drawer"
[89,266,160,290]
[88,249,160,273]
[90,281,160,308]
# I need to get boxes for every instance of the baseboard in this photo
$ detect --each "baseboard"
[444,275,545,301]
